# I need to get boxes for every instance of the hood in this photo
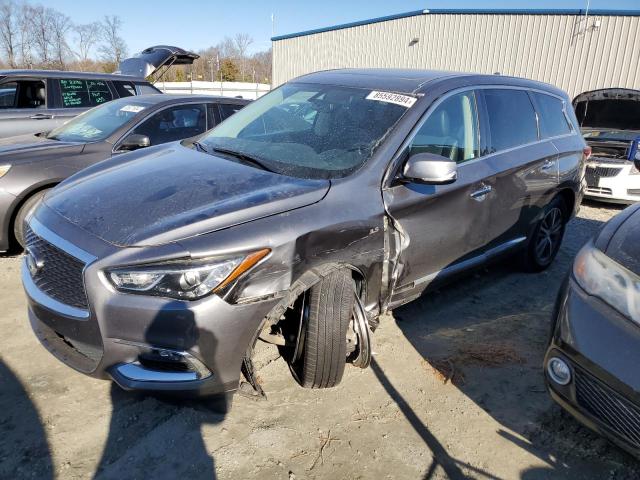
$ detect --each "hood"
[44,143,330,247]
[0,133,84,164]
[117,45,199,79]
[573,88,640,131]
[605,206,640,276]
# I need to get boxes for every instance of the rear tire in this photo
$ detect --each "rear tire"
[290,269,354,389]
[13,189,50,249]
[521,197,567,272]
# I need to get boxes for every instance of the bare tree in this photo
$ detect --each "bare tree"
[31,5,54,65]
[98,15,127,66]
[0,1,18,67]
[50,10,71,69]
[74,22,100,64]
[18,3,35,68]
[233,33,253,81]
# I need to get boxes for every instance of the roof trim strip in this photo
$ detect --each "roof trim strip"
[272,9,640,41]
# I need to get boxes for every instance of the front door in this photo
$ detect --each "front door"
[383,89,495,307]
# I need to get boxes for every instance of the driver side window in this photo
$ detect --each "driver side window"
[130,104,206,146]
[410,91,479,163]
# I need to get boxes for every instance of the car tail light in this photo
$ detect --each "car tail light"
[582,146,592,161]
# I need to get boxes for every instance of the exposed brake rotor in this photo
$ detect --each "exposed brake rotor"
[350,293,372,369]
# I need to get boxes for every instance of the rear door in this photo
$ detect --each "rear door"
[46,78,116,130]
[477,88,559,249]
[0,77,55,138]
[383,89,494,306]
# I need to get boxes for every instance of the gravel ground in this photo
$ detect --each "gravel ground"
[1,201,639,479]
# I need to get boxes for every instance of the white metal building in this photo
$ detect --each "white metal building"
[272,9,640,98]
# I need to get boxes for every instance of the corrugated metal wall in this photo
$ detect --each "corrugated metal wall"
[272,12,640,98]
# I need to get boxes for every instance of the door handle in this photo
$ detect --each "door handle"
[29,113,53,120]
[470,184,492,200]
[541,159,555,171]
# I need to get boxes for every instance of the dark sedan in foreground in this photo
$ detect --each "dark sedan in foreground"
[0,94,248,250]
[545,202,640,457]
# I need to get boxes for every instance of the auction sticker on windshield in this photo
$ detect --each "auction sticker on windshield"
[366,91,417,108]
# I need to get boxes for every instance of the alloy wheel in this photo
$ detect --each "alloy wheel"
[535,207,564,264]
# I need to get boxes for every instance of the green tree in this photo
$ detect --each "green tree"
[220,58,239,81]
[174,68,185,82]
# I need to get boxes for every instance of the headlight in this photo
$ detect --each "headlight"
[0,164,11,178]
[107,249,269,300]
[573,242,640,323]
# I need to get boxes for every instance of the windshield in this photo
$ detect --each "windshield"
[47,99,149,142]
[200,83,412,179]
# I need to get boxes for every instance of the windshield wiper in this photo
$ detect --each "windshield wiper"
[210,147,275,173]
[192,140,209,153]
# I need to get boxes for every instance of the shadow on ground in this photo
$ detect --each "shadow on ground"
[0,359,53,479]
[94,303,230,479]
[385,209,640,478]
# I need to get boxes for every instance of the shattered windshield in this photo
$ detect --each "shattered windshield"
[47,99,149,142]
[200,83,412,179]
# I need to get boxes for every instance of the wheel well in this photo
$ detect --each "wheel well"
[263,264,366,334]
[8,184,57,246]
[556,189,575,221]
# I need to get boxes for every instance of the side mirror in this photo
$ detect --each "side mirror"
[403,152,457,185]
[119,134,150,152]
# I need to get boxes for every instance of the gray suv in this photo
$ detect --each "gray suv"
[22,69,587,398]
[0,45,198,138]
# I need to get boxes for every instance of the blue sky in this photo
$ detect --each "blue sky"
[45,0,639,55]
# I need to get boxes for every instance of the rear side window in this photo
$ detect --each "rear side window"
[409,90,480,163]
[136,83,161,95]
[0,82,17,107]
[483,89,538,153]
[533,93,572,138]
[114,81,136,98]
[219,103,244,120]
[59,79,113,108]
[0,80,46,108]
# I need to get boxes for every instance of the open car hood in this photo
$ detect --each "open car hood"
[117,45,199,79]
[573,88,640,131]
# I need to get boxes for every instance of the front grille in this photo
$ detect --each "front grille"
[585,166,622,187]
[24,226,88,310]
[575,369,640,448]
[594,166,623,178]
[586,187,613,195]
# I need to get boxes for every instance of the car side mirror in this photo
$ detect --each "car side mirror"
[403,152,457,185]
[119,134,150,151]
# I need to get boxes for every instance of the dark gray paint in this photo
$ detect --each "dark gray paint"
[23,69,585,396]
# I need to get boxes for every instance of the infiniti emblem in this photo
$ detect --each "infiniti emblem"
[25,247,44,276]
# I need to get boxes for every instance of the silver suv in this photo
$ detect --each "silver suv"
[0,46,197,138]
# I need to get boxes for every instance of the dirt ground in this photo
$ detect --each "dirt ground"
[1,201,639,480]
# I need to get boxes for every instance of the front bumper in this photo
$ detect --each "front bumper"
[544,277,640,457]
[22,215,279,397]
[584,161,640,204]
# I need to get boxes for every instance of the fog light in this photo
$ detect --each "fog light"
[547,357,572,385]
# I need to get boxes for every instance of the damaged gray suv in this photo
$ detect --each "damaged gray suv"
[22,69,586,397]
